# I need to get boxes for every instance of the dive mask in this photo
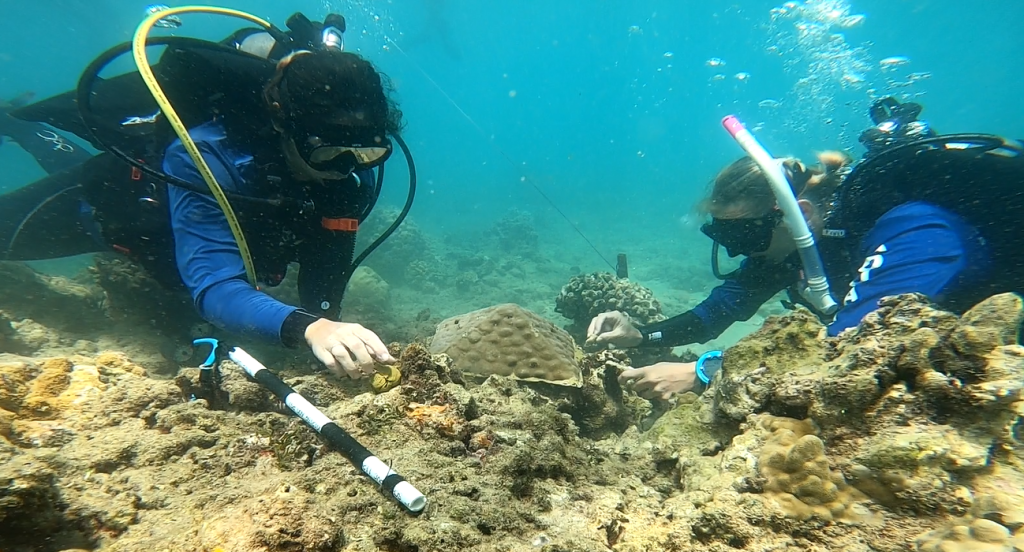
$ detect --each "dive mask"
[296,126,393,174]
[700,209,782,258]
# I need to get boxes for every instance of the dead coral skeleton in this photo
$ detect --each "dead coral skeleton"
[598,517,627,549]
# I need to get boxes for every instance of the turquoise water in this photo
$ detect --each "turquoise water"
[2,0,1022,341]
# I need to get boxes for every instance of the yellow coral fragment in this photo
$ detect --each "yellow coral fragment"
[22,358,73,419]
[371,365,402,394]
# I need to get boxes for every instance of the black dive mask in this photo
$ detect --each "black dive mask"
[293,124,393,175]
[700,210,782,258]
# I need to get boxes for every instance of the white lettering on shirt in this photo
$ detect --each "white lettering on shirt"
[844,244,887,305]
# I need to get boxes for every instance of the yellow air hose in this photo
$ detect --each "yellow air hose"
[132,5,274,287]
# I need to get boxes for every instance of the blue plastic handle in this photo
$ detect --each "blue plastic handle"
[192,338,221,368]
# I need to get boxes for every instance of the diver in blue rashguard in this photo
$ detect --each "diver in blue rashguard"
[588,98,1024,400]
[0,13,412,380]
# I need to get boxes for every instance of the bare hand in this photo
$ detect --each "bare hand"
[586,311,643,348]
[304,319,396,379]
[618,361,698,400]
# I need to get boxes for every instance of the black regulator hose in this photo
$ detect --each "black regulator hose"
[350,133,416,270]
[857,133,1008,172]
[710,241,740,280]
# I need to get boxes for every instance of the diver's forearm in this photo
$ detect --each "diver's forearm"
[637,311,711,348]
[197,279,296,343]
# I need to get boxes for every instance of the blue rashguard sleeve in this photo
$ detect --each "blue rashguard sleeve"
[164,138,297,342]
[830,202,984,336]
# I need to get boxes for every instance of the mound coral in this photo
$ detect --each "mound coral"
[430,303,583,386]
[555,272,665,336]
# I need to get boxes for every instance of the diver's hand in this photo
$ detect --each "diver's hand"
[304,319,396,379]
[618,362,697,400]
[586,311,643,348]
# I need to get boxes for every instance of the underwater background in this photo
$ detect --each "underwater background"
[3,3,1024,552]
[2,0,1023,353]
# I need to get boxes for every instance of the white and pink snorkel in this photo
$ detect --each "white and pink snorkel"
[721,115,838,316]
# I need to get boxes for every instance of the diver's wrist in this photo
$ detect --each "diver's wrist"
[695,350,724,385]
[638,328,662,347]
[281,309,321,348]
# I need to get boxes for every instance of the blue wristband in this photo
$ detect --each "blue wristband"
[695,350,723,385]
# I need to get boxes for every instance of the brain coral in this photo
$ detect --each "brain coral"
[428,304,582,386]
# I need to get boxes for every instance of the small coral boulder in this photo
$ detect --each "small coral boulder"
[429,303,582,386]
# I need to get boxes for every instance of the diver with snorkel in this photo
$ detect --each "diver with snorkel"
[588,98,1024,399]
[1,8,419,381]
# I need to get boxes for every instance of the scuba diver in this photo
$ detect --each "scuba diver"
[587,97,1024,400]
[1,92,92,174]
[1,10,417,379]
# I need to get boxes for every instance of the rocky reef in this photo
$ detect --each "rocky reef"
[491,208,541,258]
[0,259,185,374]
[3,257,1024,552]
[357,206,437,287]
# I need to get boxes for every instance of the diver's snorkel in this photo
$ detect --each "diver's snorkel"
[721,115,838,316]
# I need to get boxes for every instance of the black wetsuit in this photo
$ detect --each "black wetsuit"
[0,159,108,260]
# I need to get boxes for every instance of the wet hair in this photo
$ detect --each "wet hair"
[265,49,404,136]
[698,151,853,217]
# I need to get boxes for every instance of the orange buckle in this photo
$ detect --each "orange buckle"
[130,166,142,181]
[321,217,359,232]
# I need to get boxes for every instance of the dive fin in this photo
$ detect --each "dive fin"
[6,91,36,109]
[10,71,159,151]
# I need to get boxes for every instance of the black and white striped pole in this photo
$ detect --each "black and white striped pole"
[194,339,427,513]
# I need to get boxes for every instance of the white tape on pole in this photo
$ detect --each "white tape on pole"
[227,347,266,378]
[284,393,332,432]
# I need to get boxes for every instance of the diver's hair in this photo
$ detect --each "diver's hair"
[264,49,404,135]
[698,151,853,217]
